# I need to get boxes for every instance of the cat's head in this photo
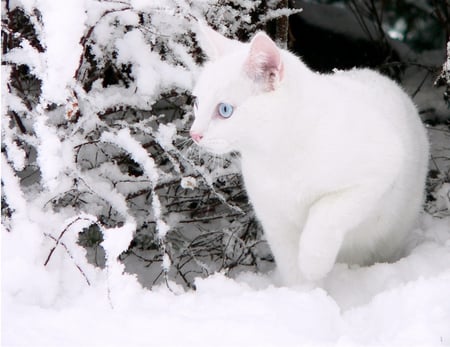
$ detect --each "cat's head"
[190,23,284,155]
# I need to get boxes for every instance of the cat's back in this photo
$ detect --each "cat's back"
[284,65,429,208]
[317,67,427,149]
[327,68,418,123]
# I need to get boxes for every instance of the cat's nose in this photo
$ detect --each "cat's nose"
[190,131,203,143]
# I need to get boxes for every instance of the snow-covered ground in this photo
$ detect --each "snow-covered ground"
[3,211,450,347]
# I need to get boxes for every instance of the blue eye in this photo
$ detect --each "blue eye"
[218,102,234,118]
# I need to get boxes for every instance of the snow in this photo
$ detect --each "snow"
[101,128,159,183]
[1,154,27,218]
[1,132,26,172]
[2,210,450,346]
[38,0,87,104]
[2,1,450,346]
[3,41,44,78]
[33,107,66,191]
[181,176,198,190]
[156,123,177,150]
[100,128,171,241]
[116,29,161,97]
[102,221,136,261]
[130,0,168,12]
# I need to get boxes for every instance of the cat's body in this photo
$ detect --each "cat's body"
[190,24,429,285]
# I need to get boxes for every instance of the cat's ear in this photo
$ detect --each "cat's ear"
[195,21,243,61]
[245,32,284,91]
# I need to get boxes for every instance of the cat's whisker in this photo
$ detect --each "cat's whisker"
[177,137,192,149]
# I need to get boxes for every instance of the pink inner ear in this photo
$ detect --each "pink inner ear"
[245,33,284,89]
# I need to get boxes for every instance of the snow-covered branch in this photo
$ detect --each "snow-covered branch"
[2,0,275,293]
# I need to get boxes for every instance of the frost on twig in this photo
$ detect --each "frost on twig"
[435,41,450,106]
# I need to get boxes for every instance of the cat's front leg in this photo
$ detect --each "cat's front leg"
[260,218,303,286]
[298,224,343,282]
[298,187,380,281]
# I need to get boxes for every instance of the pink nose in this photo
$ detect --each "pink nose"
[190,131,203,143]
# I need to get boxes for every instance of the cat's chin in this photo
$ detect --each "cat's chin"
[201,146,232,156]
[198,138,234,155]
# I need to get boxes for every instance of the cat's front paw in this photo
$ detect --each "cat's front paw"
[298,250,335,281]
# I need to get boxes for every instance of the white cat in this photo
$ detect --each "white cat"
[190,23,429,285]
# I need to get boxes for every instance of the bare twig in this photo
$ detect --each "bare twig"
[412,71,431,98]
[44,216,96,266]
[43,233,92,286]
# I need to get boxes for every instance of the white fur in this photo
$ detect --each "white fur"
[191,24,429,285]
